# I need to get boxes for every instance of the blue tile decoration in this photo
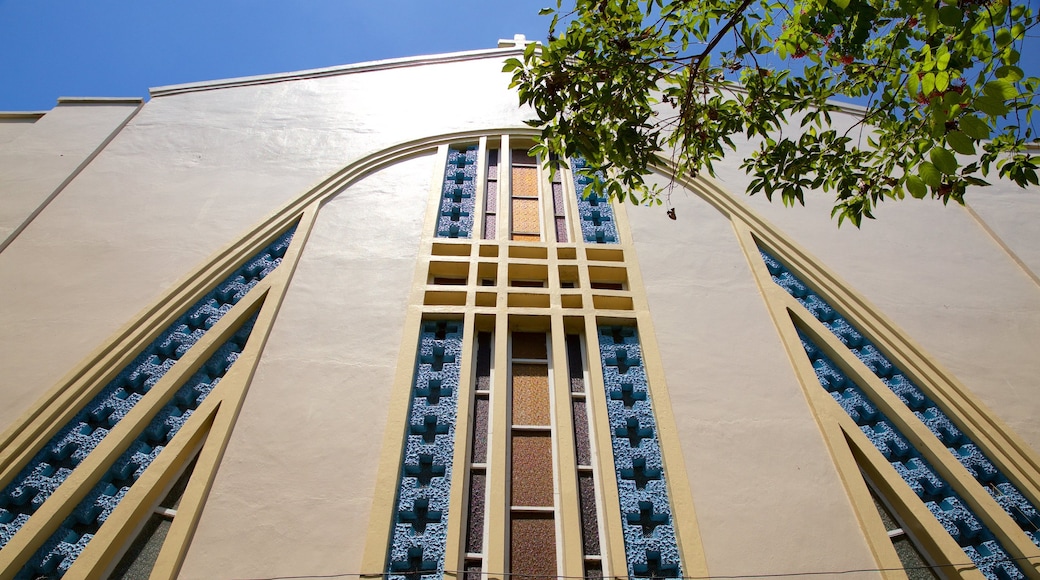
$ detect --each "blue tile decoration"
[436,146,478,238]
[760,250,1040,550]
[597,325,681,578]
[15,315,259,579]
[760,249,1034,578]
[0,226,295,553]
[387,321,464,580]
[797,330,1024,580]
[570,157,618,244]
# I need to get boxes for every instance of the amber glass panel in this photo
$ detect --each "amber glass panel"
[511,513,557,580]
[513,332,547,359]
[511,432,554,506]
[512,234,540,242]
[512,364,550,426]
[512,198,540,237]
[513,166,539,195]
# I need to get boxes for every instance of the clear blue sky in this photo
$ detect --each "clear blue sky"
[0,0,552,111]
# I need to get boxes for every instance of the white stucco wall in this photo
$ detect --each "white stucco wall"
[180,154,435,579]
[0,54,528,433]
[626,181,881,578]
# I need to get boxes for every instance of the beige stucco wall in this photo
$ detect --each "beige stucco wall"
[0,55,527,434]
[179,154,435,578]
[626,180,882,578]
[0,101,140,246]
[728,174,1040,453]
[0,116,40,146]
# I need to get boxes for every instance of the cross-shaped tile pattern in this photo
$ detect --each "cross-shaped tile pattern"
[435,146,478,239]
[388,320,463,580]
[398,499,442,534]
[598,325,682,578]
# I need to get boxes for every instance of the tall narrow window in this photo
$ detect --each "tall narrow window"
[550,160,568,243]
[483,150,499,240]
[464,332,493,577]
[567,334,604,577]
[509,332,556,580]
[510,150,541,242]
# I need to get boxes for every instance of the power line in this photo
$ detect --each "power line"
[235,553,1040,580]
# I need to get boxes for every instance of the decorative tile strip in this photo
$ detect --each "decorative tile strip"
[759,249,1040,550]
[436,146,478,238]
[571,157,618,244]
[0,226,296,551]
[598,326,681,578]
[797,329,1024,580]
[17,315,259,578]
[387,321,464,580]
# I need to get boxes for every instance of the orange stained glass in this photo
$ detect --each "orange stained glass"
[512,234,540,242]
[510,512,557,580]
[512,364,550,425]
[511,432,554,506]
[511,198,540,237]
[512,166,540,196]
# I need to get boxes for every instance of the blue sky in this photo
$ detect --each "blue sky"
[0,0,553,111]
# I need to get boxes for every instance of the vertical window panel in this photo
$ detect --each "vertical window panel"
[572,399,592,466]
[483,150,499,240]
[512,332,547,360]
[578,472,601,556]
[510,513,557,580]
[511,198,540,238]
[466,471,486,554]
[472,396,489,463]
[566,334,585,393]
[511,432,554,507]
[512,364,550,426]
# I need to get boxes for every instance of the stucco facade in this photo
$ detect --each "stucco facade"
[1,41,1038,580]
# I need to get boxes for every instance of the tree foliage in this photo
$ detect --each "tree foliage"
[505,0,1040,225]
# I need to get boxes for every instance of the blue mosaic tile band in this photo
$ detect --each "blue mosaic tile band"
[570,157,618,244]
[760,249,1040,551]
[797,329,1024,580]
[16,314,259,579]
[387,321,464,580]
[597,326,682,578]
[435,146,478,239]
[0,226,296,554]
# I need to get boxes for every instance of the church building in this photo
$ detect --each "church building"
[1,37,1039,580]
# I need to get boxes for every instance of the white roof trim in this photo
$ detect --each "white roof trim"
[149,46,528,98]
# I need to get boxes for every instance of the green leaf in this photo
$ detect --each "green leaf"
[975,95,1009,117]
[947,131,976,155]
[930,147,959,175]
[984,79,1018,100]
[995,66,1024,82]
[832,0,850,9]
[538,7,554,15]
[959,115,991,139]
[922,72,935,96]
[935,71,950,92]
[919,161,942,187]
[906,175,928,198]
[938,6,962,26]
